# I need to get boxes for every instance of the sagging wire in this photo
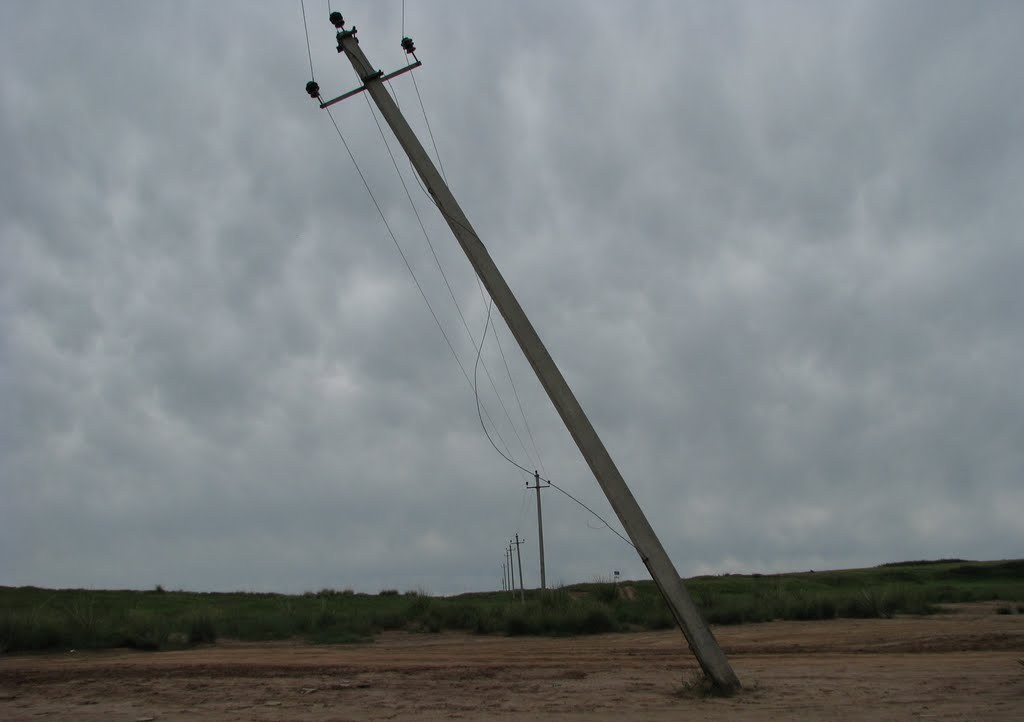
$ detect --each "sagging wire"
[397,83,546,474]
[307,5,626,550]
[376,10,541,474]
[308,1,532,472]
[321,106,516,461]
[472,293,635,550]
[361,94,539,472]
[400,82,545,473]
[380,22,542,474]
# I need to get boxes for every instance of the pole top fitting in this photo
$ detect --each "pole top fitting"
[329,11,345,29]
[336,26,358,52]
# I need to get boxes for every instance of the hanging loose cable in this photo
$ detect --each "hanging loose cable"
[398,71,547,474]
[313,15,622,549]
[308,7,530,469]
[361,94,539,472]
[408,176,564,480]
[411,182,549,474]
[473,298,518,472]
[413,80,546,473]
[473,295,634,549]
[322,107,516,461]
[492,319,547,477]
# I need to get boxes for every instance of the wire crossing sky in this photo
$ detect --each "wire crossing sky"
[1,1,1022,595]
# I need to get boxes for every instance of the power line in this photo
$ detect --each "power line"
[310,14,539,474]
[380,121,624,547]
[397,65,540,472]
[322,107,516,461]
[381,25,540,474]
[492,323,546,477]
[471,294,633,550]
[409,70,448,184]
[384,48,555,542]
[316,25,620,552]
[547,480,635,549]
[395,94,546,474]
[361,95,538,472]
[301,0,315,81]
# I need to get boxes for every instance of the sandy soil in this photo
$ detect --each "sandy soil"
[2,604,1022,721]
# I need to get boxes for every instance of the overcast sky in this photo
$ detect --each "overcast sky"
[2,1,1021,596]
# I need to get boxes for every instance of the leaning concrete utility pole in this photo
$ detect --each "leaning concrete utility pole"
[314,12,740,694]
[527,470,549,590]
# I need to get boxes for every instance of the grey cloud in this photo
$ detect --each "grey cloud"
[2,1,1021,594]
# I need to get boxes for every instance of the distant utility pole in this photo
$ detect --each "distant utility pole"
[527,470,550,590]
[512,533,526,602]
[501,562,507,591]
[316,13,740,694]
[506,542,514,595]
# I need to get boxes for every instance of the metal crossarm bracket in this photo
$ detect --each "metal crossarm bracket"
[316,61,423,109]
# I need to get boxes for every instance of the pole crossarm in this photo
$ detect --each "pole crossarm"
[313,14,741,695]
[316,60,422,109]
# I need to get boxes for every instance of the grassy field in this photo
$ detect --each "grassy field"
[2,559,1022,654]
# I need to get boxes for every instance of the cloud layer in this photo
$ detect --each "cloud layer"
[2,1,1022,594]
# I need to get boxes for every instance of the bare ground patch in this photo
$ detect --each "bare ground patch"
[2,611,1022,721]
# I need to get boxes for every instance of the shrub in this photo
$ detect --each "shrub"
[643,608,675,630]
[578,607,616,634]
[121,611,170,650]
[405,594,433,617]
[187,613,218,644]
[841,588,895,619]
[592,583,618,604]
[0,612,64,652]
[504,611,535,636]
[314,605,338,629]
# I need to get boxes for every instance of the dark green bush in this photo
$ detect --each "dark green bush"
[187,613,218,644]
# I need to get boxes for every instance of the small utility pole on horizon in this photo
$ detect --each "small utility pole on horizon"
[507,542,514,595]
[527,470,550,590]
[512,533,526,602]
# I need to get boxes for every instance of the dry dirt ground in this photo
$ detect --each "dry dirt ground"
[2,603,1022,721]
